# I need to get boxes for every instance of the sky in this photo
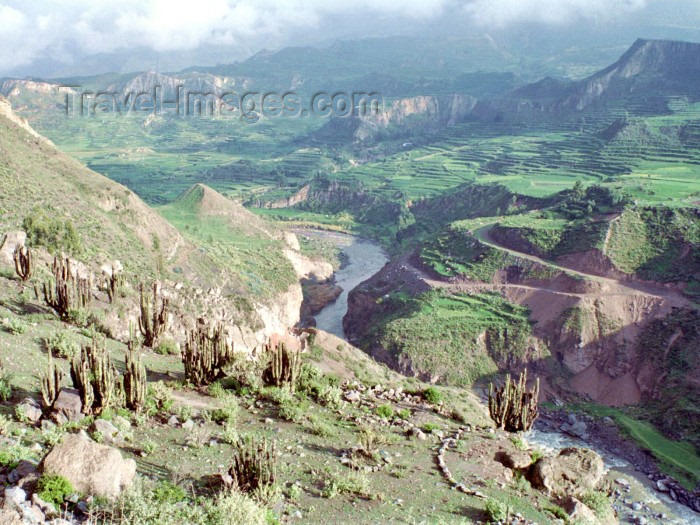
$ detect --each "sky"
[0,0,697,78]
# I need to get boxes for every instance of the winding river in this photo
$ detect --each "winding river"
[301,230,698,524]
[296,229,387,338]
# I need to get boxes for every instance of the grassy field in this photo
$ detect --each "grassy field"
[573,403,700,490]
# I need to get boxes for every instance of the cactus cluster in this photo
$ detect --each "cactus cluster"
[182,323,236,387]
[224,435,277,493]
[262,342,301,392]
[138,282,169,347]
[488,368,539,432]
[40,352,64,408]
[124,328,147,411]
[70,335,119,416]
[13,244,33,282]
[42,256,92,320]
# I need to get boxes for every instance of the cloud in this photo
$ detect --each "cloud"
[0,0,651,75]
[463,0,647,27]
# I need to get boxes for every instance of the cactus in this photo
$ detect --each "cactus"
[13,244,33,282]
[40,352,64,408]
[70,335,119,416]
[182,323,236,387]
[124,327,147,411]
[138,282,168,347]
[488,368,539,432]
[262,342,301,392]
[42,255,92,320]
[224,435,276,493]
[105,266,124,304]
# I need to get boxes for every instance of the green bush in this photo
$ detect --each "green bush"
[37,475,74,507]
[152,481,187,504]
[581,490,611,518]
[3,318,28,335]
[145,381,174,417]
[423,387,443,405]
[208,381,227,398]
[45,331,80,358]
[485,497,509,523]
[210,396,240,424]
[278,399,306,423]
[422,422,440,433]
[0,368,12,402]
[397,408,411,420]
[23,210,82,255]
[154,339,179,356]
[375,405,394,419]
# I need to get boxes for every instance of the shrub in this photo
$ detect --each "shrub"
[142,439,158,456]
[422,387,443,405]
[152,481,187,504]
[581,490,611,518]
[306,414,336,438]
[357,425,384,457]
[37,475,74,507]
[530,450,544,463]
[422,422,440,433]
[510,435,527,451]
[45,332,80,358]
[397,408,411,420]
[210,396,240,424]
[375,405,394,419]
[321,470,373,499]
[208,381,227,398]
[154,339,179,356]
[225,434,276,494]
[3,318,28,335]
[0,414,11,435]
[485,497,509,523]
[145,381,174,417]
[23,211,82,255]
[317,384,342,409]
[278,399,306,423]
[0,362,12,401]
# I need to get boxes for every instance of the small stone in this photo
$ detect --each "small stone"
[410,427,427,440]
[615,478,630,488]
[344,391,361,403]
[291,510,303,519]
[264,418,274,425]
[630,502,642,511]
[636,517,647,525]
[167,415,179,427]
[655,480,669,492]
[181,419,195,430]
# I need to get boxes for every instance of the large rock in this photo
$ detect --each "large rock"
[0,509,22,525]
[41,434,136,500]
[563,496,599,524]
[531,447,605,498]
[50,388,83,425]
[15,398,42,424]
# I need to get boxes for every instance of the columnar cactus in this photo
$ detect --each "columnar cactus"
[182,323,236,386]
[262,342,301,392]
[42,255,92,320]
[13,244,33,282]
[124,328,147,411]
[488,368,539,432]
[224,435,277,493]
[106,266,125,304]
[40,352,64,408]
[138,282,168,347]
[70,335,119,415]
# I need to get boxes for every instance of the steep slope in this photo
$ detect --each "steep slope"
[0,94,184,276]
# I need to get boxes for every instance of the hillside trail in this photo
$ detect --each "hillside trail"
[407,224,693,308]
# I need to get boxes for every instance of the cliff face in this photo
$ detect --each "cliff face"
[317,94,477,143]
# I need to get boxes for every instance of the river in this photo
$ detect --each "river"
[300,229,698,524]
[295,229,387,338]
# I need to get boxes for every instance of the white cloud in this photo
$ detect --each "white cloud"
[0,0,652,74]
[464,0,647,27]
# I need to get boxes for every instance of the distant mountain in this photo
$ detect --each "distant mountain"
[474,39,700,120]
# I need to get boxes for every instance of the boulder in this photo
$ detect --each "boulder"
[16,398,42,424]
[90,419,124,445]
[41,434,136,500]
[563,496,599,524]
[0,232,26,265]
[496,450,533,470]
[50,388,83,425]
[531,447,605,498]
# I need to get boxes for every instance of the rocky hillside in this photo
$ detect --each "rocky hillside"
[0,97,321,353]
